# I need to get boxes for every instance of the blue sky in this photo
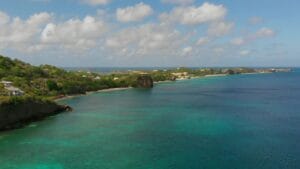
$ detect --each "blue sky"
[0,0,299,67]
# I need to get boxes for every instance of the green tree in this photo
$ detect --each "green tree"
[46,80,60,91]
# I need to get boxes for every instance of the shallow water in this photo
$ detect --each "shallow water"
[1,70,300,169]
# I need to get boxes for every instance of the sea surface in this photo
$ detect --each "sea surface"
[0,69,300,169]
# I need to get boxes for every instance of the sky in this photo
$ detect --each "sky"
[0,0,299,67]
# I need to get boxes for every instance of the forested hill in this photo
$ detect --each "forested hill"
[0,55,140,98]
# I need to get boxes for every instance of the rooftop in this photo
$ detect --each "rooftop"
[1,81,12,84]
[5,86,24,92]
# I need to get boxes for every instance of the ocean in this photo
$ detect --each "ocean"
[0,69,299,169]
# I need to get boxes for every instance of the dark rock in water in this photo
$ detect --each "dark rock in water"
[0,98,72,131]
[225,69,235,75]
[136,75,154,88]
[62,105,73,112]
[171,76,177,81]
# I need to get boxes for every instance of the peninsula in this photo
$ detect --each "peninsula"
[0,55,291,131]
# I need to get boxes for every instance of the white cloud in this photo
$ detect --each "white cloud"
[0,6,279,66]
[28,12,52,26]
[231,37,245,46]
[0,11,10,25]
[207,21,234,37]
[0,11,52,52]
[105,23,184,57]
[239,50,251,56]
[230,27,275,46]
[41,16,107,50]
[162,0,194,5]
[255,27,275,38]
[0,11,108,53]
[249,17,263,25]
[182,46,193,55]
[116,3,153,22]
[160,2,227,25]
[213,47,225,55]
[81,0,110,6]
[196,37,210,46]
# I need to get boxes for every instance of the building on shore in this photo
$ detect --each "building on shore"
[171,72,190,80]
[1,81,24,96]
[1,81,13,88]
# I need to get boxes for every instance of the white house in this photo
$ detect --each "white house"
[171,72,190,80]
[1,81,24,96]
[94,76,101,80]
[1,81,13,88]
[5,86,24,96]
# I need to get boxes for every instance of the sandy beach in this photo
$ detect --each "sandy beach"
[55,87,132,101]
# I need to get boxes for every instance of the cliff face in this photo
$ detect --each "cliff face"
[0,98,70,131]
[136,75,154,88]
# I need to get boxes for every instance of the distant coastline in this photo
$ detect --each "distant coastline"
[55,69,291,102]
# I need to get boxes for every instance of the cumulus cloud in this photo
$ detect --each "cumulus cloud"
[0,11,52,52]
[249,16,263,25]
[162,0,194,5]
[41,16,107,50]
[28,12,52,26]
[196,37,210,46]
[81,0,110,6]
[239,50,251,56]
[105,23,184,57]
[231,27,275,46]
[231,37,246,46]
[0,3,279,66]
[182,46,193,55]
[116,3,153,22]
[160,2,227,25]
[255,27,275,38]
[213,47,225,55]
[207,21,234,37]
[0,11,10,25]
[0,10,108,53]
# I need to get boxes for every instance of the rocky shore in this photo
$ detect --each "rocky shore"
[0,74,153,132]
[0,97,71,131]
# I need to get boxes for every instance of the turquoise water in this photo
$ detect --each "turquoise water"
[1,71,300,169]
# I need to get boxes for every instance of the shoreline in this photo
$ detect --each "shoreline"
[54,71,279,102]
[205,74,228,77]
[55,87,132,102]
[53,73,228,102]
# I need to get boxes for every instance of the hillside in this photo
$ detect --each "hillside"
[0,55,142,98]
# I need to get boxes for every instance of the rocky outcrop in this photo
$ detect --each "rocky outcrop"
[171,76,177,81]
[224,69,236,75]
[136,75,154,88]
[0,98,71,131]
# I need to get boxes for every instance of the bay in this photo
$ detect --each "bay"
[0,70,300,169]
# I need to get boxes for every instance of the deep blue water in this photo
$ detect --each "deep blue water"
[0,70,299,169]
